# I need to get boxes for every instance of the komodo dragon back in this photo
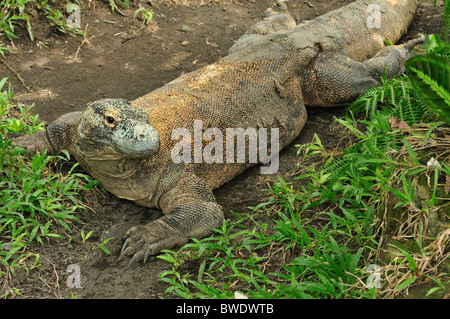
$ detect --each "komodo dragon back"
[13,0,423,267]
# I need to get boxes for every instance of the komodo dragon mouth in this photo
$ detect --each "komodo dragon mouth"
[77,99,160,158]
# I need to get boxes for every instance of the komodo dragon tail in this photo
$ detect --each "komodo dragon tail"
[230,0,419,60]
[295,0,419,62]
[228,0,423,107]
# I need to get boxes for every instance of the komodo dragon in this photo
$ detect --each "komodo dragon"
[13,0,424,267]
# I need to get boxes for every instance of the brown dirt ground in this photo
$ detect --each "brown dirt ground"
[0,0,444,299]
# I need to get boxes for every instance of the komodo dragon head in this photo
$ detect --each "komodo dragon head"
[77,99,160,159]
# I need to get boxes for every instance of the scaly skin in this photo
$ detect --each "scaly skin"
[13,0,423,267]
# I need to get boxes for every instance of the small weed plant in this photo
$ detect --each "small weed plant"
[0,0,84,43]
[0,77,97,295]
[0,0,154,56]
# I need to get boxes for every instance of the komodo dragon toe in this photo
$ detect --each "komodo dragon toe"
[119,221,188,268]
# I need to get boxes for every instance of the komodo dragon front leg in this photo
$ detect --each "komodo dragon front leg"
[12,112,82,157]
[119,172,223,266]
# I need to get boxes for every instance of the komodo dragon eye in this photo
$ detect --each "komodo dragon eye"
[104,110,120,128]
[106,116,115,125]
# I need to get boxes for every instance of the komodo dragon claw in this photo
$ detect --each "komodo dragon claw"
[119,221,188,268]
[397,34,426,59]
[119,194,223,267]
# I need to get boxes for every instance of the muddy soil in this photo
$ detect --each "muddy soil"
[0,0,444,298]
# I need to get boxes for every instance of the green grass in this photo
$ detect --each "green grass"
[0,0,84,43]
[0,0,154,56]
[0,77,97,290]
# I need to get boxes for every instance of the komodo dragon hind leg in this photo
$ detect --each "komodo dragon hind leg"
[229,0,296,54]
[301,35,426,107]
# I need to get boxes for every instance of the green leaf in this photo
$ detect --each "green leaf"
[0,77,8,91]
[403,139,419,166]
[349,247,364,274]
[395,276,416,291]
[98,246,111,255]
[426,286,443,296]
[389,244,417,271]
[316,272,335,293]
[405,54,450,124]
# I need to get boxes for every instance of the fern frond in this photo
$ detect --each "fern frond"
[425,34,450,58]
[349,85,387,118]
[349,76,429,125]
[321,143,367,177]
[443,0,450,41]
[405,53,450,125]
[392,80,430,125]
